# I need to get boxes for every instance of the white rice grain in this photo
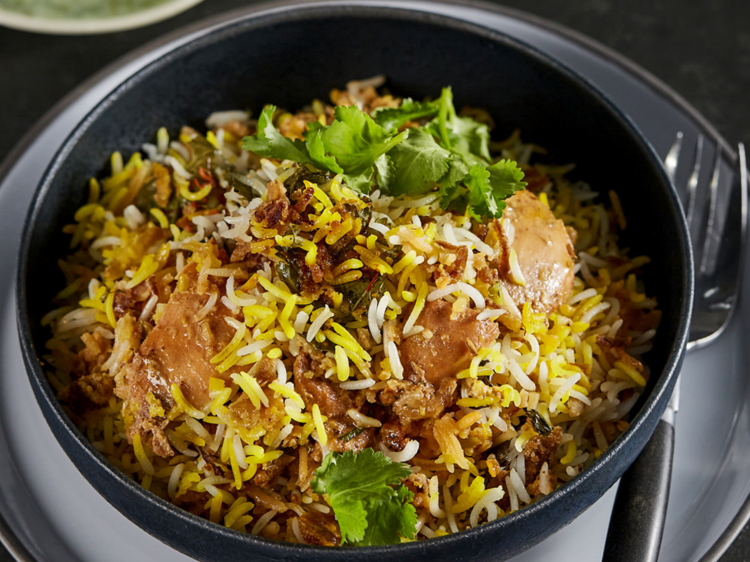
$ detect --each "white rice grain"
[293,311,309,334]
[347,408,381,427]
[470,488,505,527]
[167,463,184,499]
[233,433,248,469]
[251,510,278,536]
[427,282,485,308]
[340,379,376,391]
[632,329,657,346]
[123,205,146,230]
[376,292,390,328]
[453,227,494,255]
[477,309,504,321]
[507,359,536,391]
[195,291,219,322]
[388,341,404,379]
[580,302,611,324]
[429,476,446,518]
[138,295,159,322]
[568,288,598,306]
[165,155,192,179]
[607,318,624,339]
[276,359,288,384]
[380,440,419,463]
[368,298,382,344]
[291,518,307,544]
[206,110,249,129]
[505,474,519,512]
[550,373,582,413]
[272,424,294,450]
[307,306,334,342]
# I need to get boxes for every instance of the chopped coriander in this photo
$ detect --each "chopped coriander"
[372,97,439,133]
[387,127,452,196]
[311,448,417,546]
[241,105,314,167]
[241,86,527,218]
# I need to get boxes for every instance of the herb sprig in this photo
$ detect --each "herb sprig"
[241,86,527,219]
[311,449,417,546]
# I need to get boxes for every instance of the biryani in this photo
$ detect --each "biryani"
[42,77,660,546]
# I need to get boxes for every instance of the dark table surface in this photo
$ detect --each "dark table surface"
[1,0,748,561]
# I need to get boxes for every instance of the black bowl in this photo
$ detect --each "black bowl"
[16,2,692,561]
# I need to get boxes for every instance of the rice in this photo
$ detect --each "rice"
[380,440,420,463]
[44,85,660,547]
[427,283,485,308]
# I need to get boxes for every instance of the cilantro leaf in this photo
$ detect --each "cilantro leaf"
[343,168,376,194]
[488,158,527,199]
[311,449,416,545]
[322,106,408,177]
[305,122,343,174]
[462,160,527,220]
[387,128,452,196]
[372,98,439,133]
[463,164,493,220]
[357,485,417,547]
[374,154,395,192]
[426,87,491,165]
[241,105,314,165]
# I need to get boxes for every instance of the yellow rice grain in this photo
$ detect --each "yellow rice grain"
[132,433,155,475]
[561,440,577,464]
[105,291,116,328]
[180,181,212,201]
[335,346,350,382]
[170,384,206,419]
[312,404,327,447]
[269,382,305,409]
[613,361,647,387]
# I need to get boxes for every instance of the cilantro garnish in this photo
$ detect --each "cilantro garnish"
[372,97,439,133]
[311,449,417,546]
[241,105,315,166]
[241,85,527,219]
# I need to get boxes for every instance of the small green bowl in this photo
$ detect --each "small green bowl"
[0,0,202,34]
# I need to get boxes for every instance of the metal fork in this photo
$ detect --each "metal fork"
[603,135,748,562]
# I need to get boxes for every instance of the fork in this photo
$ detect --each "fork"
[602,135,748,562]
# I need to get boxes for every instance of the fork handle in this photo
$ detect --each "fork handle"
[602,419,675,562]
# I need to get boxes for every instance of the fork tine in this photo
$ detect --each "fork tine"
[664,132,683,184]
[698,148,723,275]
[685,135,704,228]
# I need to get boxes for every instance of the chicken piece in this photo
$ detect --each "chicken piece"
[399,299,500,387]
[115,290,242,457]
[522,423,564,484]
[59,370,115,414]
[294,365,349,418]
[254,179,290,232]
[136,292,238,409]
[252,454,294,487]
[385,377,457,424]
[499,190,576,314]
[295,510,341,546]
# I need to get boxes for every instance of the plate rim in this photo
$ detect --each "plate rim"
[0,1,737,560]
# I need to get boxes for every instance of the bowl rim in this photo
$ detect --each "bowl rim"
[15,0,694,557]
[0,0,203,35]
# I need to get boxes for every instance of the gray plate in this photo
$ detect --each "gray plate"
[0,1,747,560]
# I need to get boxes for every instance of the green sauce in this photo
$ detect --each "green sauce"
[0,0,174,19]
